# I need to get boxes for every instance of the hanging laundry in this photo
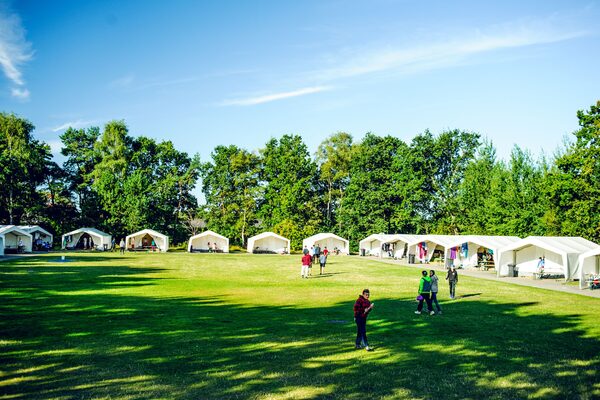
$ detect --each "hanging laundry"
[461,243,468,258]
[450,247,457,259]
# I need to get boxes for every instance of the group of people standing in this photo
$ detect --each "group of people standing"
[301,244,329,278]
[353,266,459,351]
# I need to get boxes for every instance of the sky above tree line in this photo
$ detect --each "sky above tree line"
[1,0,599,183]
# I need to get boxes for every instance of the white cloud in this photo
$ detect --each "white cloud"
[110,74,135,88]
[220,86,332,106]
[314,22,588,81]
[0,5,33,98]
[11,87,29,99]
[52,119,97,132]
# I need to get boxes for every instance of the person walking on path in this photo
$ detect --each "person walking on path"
[319,253,327,275]
[353,289,374,351]
[119,238,126,254]
[303,245,309,255]
[446,265,458,299]
[429,270,442,314]
[415,270,434,315]
[301,252,312,278]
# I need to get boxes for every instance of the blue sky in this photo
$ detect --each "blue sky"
[1,0,599,193]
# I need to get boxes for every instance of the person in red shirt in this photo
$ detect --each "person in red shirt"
[353,289,374,351]
[323,247,329,256]
[301,253,312,278]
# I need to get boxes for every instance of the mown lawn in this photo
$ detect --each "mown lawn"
[1,252,599,399]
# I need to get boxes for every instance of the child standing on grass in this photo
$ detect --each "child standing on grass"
[353,289,374,351]
[301,252,312,278]
[415,270,434,315]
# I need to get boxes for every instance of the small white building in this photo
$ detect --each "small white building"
[577,247,600,289]
[188,230,229,253]
[125,229,169,252]
[497,236,600,280]
[0,225,33,253]
[19,225,54,250]
[359,234,397,257]
[62,228,112,251]
[302,233,350,255]
[247,232,289,254]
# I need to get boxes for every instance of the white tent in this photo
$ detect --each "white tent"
[0,225,33,253]
[303,233,350,255]
[247,232,289,254]
[188,230,229,253]
[359,234,397,257]
[381,234,426,259]
[125,229,169,252]
[0,233,5,256]
[497,236,600,280]
[406,235,468,264]
[444,235,521,269]
[577,247,600,289]
[62,228,112,251]
[19,225,53,250]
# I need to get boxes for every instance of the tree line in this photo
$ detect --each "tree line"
[1,100,599,250]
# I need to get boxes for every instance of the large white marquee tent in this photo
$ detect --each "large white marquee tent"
[444,235,521,269]
[359,234,397,257]
[497,236,600,280]
[303,233,349,255]
[247,232,289,254]
[0,225,33,253]
[126,229,169,252]
[188,230,229,253]
[577,248,600,289]
[62,228,112,250]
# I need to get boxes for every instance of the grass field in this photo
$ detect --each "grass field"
[1,252,599,399]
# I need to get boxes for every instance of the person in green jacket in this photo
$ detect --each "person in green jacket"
[415,270,435,315]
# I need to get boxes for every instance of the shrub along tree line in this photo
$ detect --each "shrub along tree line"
[1,101,599,250]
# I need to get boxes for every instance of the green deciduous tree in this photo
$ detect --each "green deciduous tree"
[0,113,51,225]
[547,100,600,242]
[259,135,321,249]
[315,132,353,231]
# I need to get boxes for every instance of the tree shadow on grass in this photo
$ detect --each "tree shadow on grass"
[0,261,599,399]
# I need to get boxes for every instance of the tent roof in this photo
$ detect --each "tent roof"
[189,230,228,241]
[447,235,521,250]
[0,225,33,237]
[304,233,348,243]
[63,227,111,238]
[127,229,168,239]
[249,232,289,242]
[577,246,600,262]
[406,234,469,247]
[18,225,53,237]
[499,236,599,256]
[360,233,396,244]
[383,234,426,244]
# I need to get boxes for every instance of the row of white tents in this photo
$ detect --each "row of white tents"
[56,228,351,255]
[359,233,600,288]
[2,224,597,289]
